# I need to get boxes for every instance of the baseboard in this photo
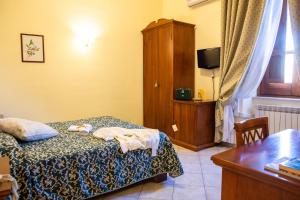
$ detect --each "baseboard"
[171,138,215,152]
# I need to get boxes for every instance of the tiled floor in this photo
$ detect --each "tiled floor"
[94,145,231,200]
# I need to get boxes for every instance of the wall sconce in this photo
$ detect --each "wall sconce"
[72,21,98,52]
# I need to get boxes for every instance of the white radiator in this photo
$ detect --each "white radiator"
[255,104,300,133]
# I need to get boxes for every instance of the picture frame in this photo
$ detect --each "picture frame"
[20,33,45,63]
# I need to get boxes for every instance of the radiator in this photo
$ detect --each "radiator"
[255,104,300,133]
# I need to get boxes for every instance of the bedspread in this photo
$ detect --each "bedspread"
[0,116,183,200]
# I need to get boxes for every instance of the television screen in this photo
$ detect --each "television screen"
[197,47,221,69]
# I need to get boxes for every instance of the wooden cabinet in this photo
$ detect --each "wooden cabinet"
[172,100,216,151]
[142,19,195,137]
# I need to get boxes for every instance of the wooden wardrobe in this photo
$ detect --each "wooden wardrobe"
[142,19,195,138]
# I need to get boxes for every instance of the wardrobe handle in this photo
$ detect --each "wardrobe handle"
[154,81,159,88]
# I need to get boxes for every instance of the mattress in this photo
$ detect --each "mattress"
[0,116,183,200]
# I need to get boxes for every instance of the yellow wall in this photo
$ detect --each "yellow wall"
[162,0,221,100]
[0,0,220,124]
[0,0,161,124]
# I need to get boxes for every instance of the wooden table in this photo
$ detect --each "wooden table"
[0,156,12,200]
[211,129,300,200]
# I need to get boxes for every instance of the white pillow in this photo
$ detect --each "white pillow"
[0,118,58,141]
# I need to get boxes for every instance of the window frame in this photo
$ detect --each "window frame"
[258,0,300,98]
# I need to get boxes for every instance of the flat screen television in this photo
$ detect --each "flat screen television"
[197,47,221,69]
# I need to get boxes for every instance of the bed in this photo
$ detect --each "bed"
[0,116,183,200]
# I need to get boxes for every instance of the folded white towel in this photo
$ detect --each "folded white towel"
[93,127,160,156]
[68,124,93,133]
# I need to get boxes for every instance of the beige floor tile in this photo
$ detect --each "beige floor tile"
[139,182,173,200]
[173,185,206,200]
[178,154,200,165]
[201,164,222,175]
[176,148,198,157]
[139,198,171,200]
[205,186,221,200]
[96,146,225,200]
[198,146,231,156]
[182,163,202,173]
[177,151,199,158]
[103,184,142,200]
[203,173,222,187]
[199,154,214,165]
[197,148,217,156]
[174,172,204,186]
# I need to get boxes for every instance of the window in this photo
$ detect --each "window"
[284,6,294,84]
[258,0,300,97]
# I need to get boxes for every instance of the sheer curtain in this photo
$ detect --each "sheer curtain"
[215,0,283,143]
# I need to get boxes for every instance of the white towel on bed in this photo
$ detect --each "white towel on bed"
[68,124,93,133]
[93,127,160,156]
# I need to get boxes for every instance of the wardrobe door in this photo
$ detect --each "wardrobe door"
[157,24,174,137]
[143,29,159,129]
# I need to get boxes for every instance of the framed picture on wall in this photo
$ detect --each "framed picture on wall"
[21,33,45,63]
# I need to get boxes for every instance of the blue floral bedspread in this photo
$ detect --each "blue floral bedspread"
[0,116,183,200]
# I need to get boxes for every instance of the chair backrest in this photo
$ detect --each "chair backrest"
[234,117,269,147]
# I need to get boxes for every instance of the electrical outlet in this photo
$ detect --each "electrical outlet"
[172,124,178,132]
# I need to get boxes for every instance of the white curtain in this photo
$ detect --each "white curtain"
[222,0,283,143]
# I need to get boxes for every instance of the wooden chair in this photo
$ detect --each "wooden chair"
[234,117,269,147]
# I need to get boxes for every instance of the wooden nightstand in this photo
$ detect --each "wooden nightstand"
[0,156,12,200]
[172,100,216,151]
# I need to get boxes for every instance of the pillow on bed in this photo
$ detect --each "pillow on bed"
[0,118,58,141]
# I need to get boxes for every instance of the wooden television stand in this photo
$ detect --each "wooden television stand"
[171,100,216,151]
